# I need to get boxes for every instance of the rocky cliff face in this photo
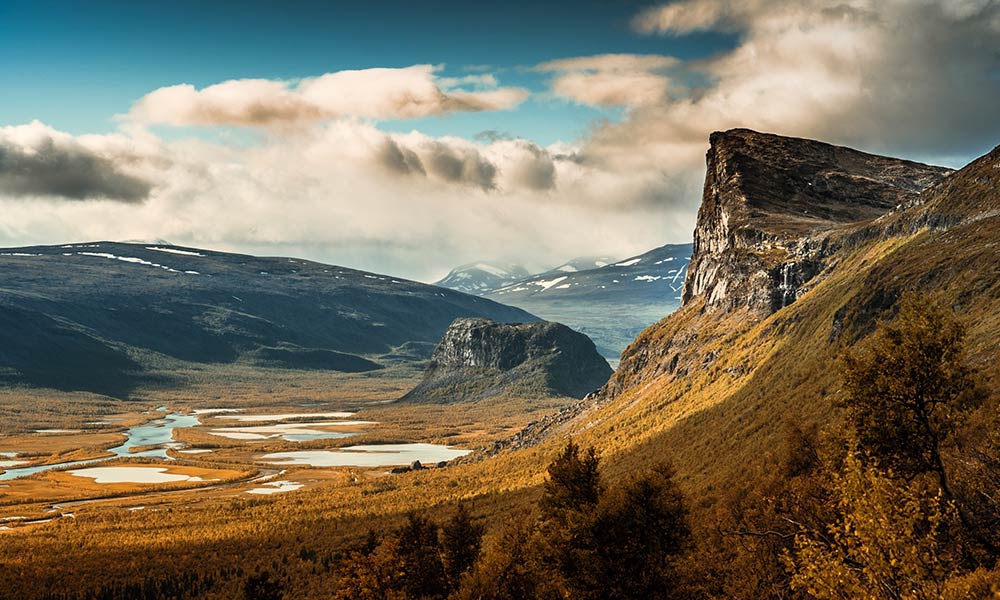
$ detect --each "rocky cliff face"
[401,318,612,403]
[684,129,950,315]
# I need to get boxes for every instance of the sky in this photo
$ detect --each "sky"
[1,0,998,281]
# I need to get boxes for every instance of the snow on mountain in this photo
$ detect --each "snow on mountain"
[484,244,693,360]
[434,261,531,294]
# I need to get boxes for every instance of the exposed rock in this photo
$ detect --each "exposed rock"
[683,129,951,315]
[400,318,612,403]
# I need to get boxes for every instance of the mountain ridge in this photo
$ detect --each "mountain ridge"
[0,241,537,397]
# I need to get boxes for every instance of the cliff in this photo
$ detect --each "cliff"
[400,318,613,403]
[684,129,950,315]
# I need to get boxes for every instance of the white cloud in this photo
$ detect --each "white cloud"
[579,0,1000,176]
[536,53,678,107]
[127,65,529,127]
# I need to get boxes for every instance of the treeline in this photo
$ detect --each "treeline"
[333,441,689,600]
[327,294,1000,599]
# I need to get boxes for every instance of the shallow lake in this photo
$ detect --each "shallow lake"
[69,466,206,484]
[260,443,472,467]
[0,412,200,481]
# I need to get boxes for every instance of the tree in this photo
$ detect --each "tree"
[539,441,602,522]
[395,513,448,599]
[537,442,603,597]
[455,516,559,600]
[441,503,484,589]
[785,452,958,600]
[840,292,983,494]
[243,570,283,600]
[593,463,691,599]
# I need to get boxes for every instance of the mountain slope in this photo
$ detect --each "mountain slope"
[434,262,530,294]
[484,243,692,360]
[515,129,998,504]
[0,242,536,397]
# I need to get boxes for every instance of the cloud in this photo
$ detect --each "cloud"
[536,53,678,107]
[0,119,673,281]
[576,0,1000,176]
[3,2,996,282]
[0,121,153,202]
[128,65,529,127]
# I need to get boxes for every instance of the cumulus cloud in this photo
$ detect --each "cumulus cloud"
[536,53,678,107]
[0,121,153,202]
[0,119,671,281]
[128,65,529,127]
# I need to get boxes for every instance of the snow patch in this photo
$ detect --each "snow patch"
[531,276,568,292]
[614,258,642,267]
[145,247,205,257]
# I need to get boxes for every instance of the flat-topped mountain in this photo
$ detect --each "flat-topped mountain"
[0,242,536,397]
[401,318,612,403]
[685,129,951,314]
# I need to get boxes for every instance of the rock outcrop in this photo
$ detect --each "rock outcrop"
[684,129,951,315]
[400,318,613,403]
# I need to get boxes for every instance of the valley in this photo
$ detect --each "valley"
[0,129,997,599]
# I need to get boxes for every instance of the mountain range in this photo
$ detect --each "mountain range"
[0,242,536,397]
[437,244,692,360]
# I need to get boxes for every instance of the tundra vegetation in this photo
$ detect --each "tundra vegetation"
[2,294,996,599]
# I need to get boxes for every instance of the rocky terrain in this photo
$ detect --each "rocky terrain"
[0,242,536,397]
[684,129,950,315]
[401,318,612,403]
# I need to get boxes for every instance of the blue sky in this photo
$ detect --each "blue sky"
[0,0,733,144]
[0,1,997,280]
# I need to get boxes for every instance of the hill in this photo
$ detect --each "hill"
[0,242,536,397]
[400,318,612,403]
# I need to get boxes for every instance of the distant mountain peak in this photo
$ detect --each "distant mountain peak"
[434,261,530,294]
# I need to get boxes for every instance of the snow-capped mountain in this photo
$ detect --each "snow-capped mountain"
[489,244,690,304]
[483,244,693,360]
[434,261,531,294]
[547,255,619,274]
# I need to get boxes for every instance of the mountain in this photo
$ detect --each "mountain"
[546,255,619,273]
[0,242,536,397]
[434,261,531,294]
[507,128,998,507]
[483,243,693,360]
[400,318,612,403]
